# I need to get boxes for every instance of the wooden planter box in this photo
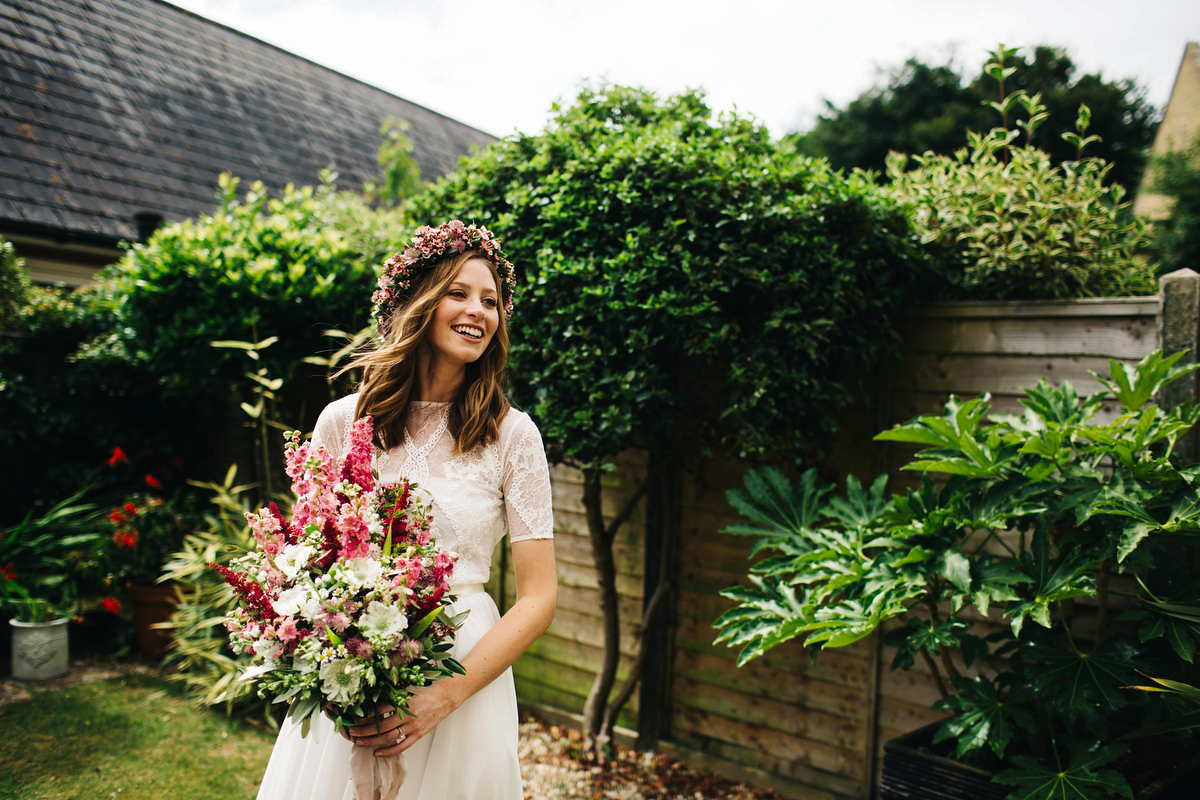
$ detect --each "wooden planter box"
[881,722,1200,800]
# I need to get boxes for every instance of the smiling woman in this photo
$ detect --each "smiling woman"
[252,220,557,800]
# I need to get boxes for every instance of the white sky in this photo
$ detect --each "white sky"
[170,0,1199,138]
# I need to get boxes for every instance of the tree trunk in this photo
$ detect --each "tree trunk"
[581,467,620,758]
[578,463,656,759]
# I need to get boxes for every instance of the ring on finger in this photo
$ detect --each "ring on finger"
[396,729,406,743]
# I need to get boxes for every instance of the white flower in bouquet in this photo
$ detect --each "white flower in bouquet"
[337,556,385,590]
[275,543,316,580]
[320,658,365,706]
[254,635,286,663]
[359,600,409,640]
[272,583,319,618]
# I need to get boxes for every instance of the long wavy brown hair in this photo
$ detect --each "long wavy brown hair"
[347,250,510,453]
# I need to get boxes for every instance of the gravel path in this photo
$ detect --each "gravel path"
[518,716,785,800]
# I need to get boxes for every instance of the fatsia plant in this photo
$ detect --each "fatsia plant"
[715,350,1200,800]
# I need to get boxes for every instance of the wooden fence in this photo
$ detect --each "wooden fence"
[497,274,1200,799]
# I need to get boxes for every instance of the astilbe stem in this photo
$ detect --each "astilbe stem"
[211,562,275,620]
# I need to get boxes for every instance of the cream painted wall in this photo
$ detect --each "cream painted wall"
[1135,41,1200,219]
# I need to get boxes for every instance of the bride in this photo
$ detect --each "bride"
[256,220,557,800]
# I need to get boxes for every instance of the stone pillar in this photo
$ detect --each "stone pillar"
[1158,268,1200,460]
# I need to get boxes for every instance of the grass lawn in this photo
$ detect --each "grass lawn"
[0,665,276,800]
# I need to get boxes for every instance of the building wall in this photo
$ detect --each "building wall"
[1135,41,1200,219]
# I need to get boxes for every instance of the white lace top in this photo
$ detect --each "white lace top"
[311,394,555,586]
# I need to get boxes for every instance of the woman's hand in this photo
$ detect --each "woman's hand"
[345,681,463,757]
[343,703,403,754]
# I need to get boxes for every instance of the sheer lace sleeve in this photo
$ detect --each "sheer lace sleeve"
[310,394,357,462]
[500,410,555,542]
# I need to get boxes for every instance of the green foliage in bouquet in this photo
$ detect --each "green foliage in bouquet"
[715,350,1200,799]
[885,46,1156,301]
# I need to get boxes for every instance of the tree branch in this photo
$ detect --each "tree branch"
[921,648,951,700]
[603,466,659,544]
[599,579,671,742]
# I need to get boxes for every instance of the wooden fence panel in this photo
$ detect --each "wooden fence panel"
[665,457,877,799]
[499,457,648,729]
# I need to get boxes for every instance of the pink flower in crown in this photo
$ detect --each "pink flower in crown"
[372,219,518,328]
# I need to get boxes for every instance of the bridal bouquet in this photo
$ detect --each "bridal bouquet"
[215,416,465,737]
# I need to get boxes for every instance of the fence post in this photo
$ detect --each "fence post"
[1158,268,1200,460]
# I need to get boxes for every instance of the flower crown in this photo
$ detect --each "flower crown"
[371,220,516,328]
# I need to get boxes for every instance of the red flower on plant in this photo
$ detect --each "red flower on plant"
[108,447,130,466]
[108,509,127,525]
[1,562,15,582]
[144,474,162,489]
[123,501,138,516]
[101,596,122,614]
[112,530,139,548]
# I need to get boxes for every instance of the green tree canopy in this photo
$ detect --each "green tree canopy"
[883,51,1157,302]
[412,84,932,468]
[92,174,406,396]
[791,44,1158,192]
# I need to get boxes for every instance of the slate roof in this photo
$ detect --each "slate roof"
[0,0,496,247]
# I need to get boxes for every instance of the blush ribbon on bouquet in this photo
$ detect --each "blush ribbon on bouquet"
[350,746,405,800]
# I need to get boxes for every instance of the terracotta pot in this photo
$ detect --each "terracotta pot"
[9,617,70,680]
[126,582,178,660]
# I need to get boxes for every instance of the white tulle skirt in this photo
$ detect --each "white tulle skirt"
[255,586,521,800]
